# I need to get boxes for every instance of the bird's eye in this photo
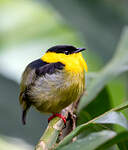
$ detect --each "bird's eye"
[64,51,69,55]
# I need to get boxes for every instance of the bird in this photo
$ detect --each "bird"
[19,45,88,125]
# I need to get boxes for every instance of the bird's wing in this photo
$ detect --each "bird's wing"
[35,62,65,76]
[20,60,65,125]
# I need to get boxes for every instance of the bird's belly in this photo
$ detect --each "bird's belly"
[29,71,85,113]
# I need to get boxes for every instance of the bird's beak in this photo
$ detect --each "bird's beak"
[74,48,86,53]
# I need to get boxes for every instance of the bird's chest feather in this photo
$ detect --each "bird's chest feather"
[32,70,85,113]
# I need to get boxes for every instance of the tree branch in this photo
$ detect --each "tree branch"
[35,104,76,150]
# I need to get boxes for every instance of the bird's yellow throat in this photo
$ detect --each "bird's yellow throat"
[41,52,88,73]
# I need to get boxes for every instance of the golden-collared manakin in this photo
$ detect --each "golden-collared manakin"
[19,45,88,124]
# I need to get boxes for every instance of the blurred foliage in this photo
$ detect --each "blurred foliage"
[0,0,81,46]
[79,27,128,111]
[48,0,128,62]
[78,87,112,125]
[0,135,33,150]
[0,0,128,150]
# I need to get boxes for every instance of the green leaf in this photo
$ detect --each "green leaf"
[95,111,128,130]
[118,141,128,150]
[56,101,128,149]
[79,111,128,140]
[96,131,128,150]
[78,27,128,112]
[56,130,116,150]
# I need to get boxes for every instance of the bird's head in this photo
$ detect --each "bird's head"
[41,45,88,72]
[46,45,86,55]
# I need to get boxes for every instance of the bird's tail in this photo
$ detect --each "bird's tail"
[19,92,31,125]
[22,103,31,125]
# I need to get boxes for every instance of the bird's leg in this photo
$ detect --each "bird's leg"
[48,113,66,125]
[69,112,76,130]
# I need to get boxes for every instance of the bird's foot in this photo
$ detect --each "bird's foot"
[48,113,66,125]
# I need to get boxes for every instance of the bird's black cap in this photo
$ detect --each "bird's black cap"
[47,45,86,55]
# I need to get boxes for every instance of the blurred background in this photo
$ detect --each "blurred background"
[0,0,128,149]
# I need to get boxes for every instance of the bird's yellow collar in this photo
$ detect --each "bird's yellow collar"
[41,52,88,73]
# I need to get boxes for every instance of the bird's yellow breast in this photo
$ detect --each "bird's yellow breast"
[41,52,88,74]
